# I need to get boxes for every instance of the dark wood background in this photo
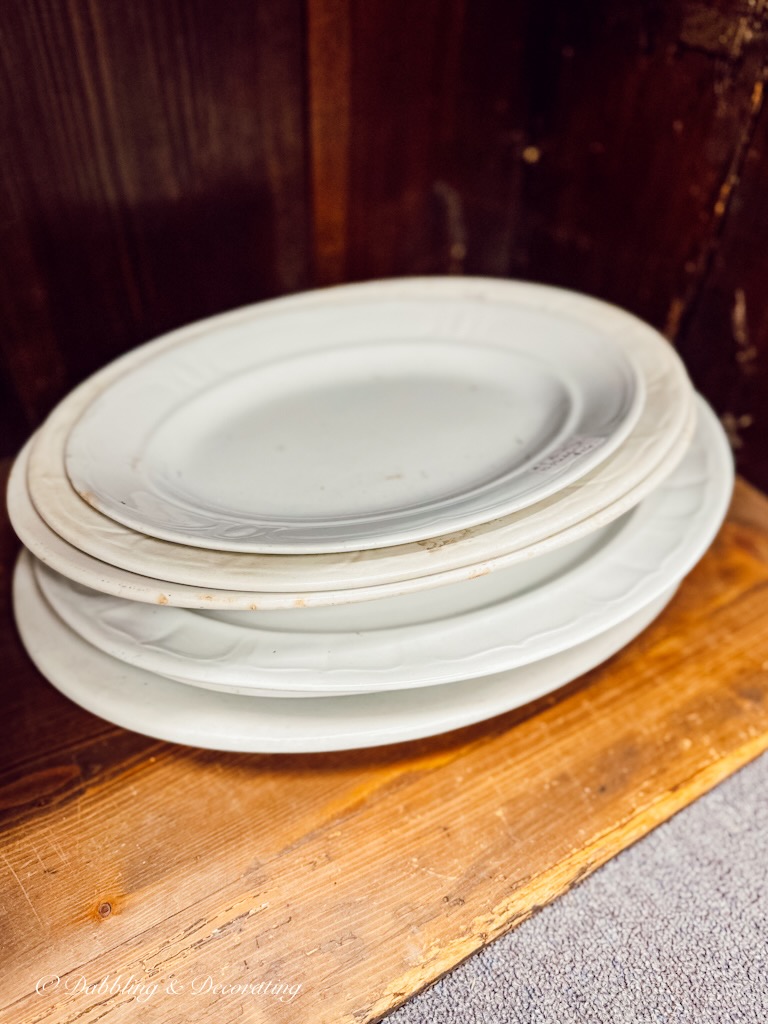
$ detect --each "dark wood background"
[2,0,767,487]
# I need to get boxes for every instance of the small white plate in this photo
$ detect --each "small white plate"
[14,549,677,754]
[33,397,733,695]
[64,297,642,553]
[26,278,695,597]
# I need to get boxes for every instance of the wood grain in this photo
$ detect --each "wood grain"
[307,0,351,284]
[0,0,309,436]
[3,0,768,485]
[2,474,768,1023]
[320,0,767,310]
[676,86,768,486]
[305,0,768,482]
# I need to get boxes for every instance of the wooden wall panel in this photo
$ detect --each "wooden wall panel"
[310,0,765,303]
[0,0,309,444]
[308,0,768,489]
[2,0,768,489]
[676,93,768,482]
[307,0,351,285]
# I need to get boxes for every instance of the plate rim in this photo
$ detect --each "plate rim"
[14,547,678,754]
[24,277,695,596]
[63,296,645,553]
[33,398,733,693]
[9,400,697,610]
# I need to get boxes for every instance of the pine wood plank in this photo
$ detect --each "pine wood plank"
[0,477,767,1022]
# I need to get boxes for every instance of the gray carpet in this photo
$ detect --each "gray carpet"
[387,751,768,1024]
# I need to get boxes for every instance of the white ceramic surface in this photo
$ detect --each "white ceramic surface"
[27,278,695,594]
[10,396,695,611]
[14,549,678,753]
[33,531,605,697]
[33,398,734,695]
[65,298,642,552]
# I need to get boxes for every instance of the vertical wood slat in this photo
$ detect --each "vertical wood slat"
[675,79,768,482]
[2,0,768,480]
[0,0,309,443]
[307,0,351,284]
[303,0,768,492]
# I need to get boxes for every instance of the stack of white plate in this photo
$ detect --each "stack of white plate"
[8,278,734,753]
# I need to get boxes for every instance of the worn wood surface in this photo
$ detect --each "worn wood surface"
[0,0,309,450]
[1,470,768,1023]
[305,1,768,491]
[676,89,768,480]
[3,0,768,486]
